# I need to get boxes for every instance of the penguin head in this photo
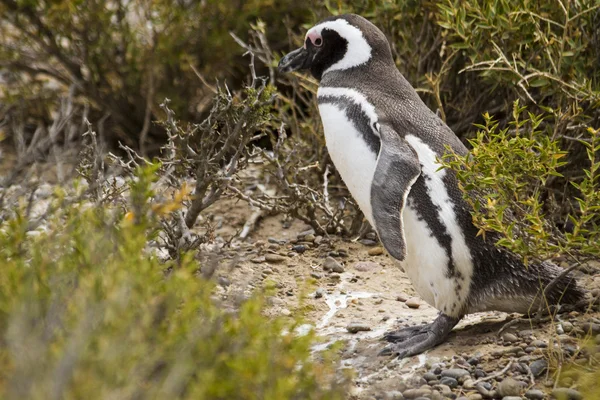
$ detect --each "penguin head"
[278,14,393,81]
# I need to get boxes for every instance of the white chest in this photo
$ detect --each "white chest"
[318,102,377,226]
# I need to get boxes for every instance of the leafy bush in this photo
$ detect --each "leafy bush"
[440,100,600,264]
[0,166,348,400]
[0,0,312,151]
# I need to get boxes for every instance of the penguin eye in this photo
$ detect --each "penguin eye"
[314,37,323,47]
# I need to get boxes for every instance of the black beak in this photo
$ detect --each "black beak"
[278,47,310,73]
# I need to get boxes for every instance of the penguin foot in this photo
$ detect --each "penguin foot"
[379,313,460,358]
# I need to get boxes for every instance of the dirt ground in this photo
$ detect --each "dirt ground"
[206,198,600,399]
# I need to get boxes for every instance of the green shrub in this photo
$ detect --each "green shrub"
[440,100,600,264]
[0,166,347,400]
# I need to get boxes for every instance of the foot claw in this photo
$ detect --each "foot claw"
[378,314,460,358]
[383,324,427,343]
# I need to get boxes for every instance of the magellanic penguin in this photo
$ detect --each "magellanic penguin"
[278,14,585,357]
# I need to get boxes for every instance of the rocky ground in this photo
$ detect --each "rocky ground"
[206,198,600,400]
[1,147,599,400]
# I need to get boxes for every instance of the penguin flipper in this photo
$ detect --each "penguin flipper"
[371,124,421,261]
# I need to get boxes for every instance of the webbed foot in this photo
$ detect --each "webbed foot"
[380,313,460,358]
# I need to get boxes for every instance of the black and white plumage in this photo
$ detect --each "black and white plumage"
[279,14,584,357]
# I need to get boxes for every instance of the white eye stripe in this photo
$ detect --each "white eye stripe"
[306,19,372,75]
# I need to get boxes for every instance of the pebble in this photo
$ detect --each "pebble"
[297,229,315,238]
[346,321,371,333]
[468,395,483,400]
[385,391,404,400]
[529,359,548,377]
[502,397,522,400]
[518,329,534,338]
[314,235,323,245]
[467,357,480,365]
[315,288,324,299]
[405,297,421,309]
[217,276,230,287]
[353,261,380,272]
[502,332,519,343]
[441,368,470,380]
[531,340,547,348]
[463,379,475,389]
[423,372,438,381]
[310,272,322,279]
[368,246,384,256]
[359,239,377,246]
[474,369,486,378]
[497,377,521,397]
[323,256,344,272]
[524,389,545,400]
[551,388,582,400]
[439,376,458,389]
[304,233,316,242]
[268,237,286,244]
[396,292,410,302]
[292,244,307,253]
[561,321,574,333]
[402,388,432,399]
[582,322,600,335]
[265,254,286,263]
[281,308,291,316]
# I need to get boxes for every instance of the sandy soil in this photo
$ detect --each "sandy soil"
[206,198,600,399]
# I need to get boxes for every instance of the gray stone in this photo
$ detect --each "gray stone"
[531,340,548,348]
[353,261,380,272]
[402,388,432,399]
[297,228,315,238]
[292,244,307,253]
[432,384,452,396]
[359,239,377,246]
[524,389,545,400]
[502,332,519,343]
[474,369,486,378]
[346,321,371,333]
[462,379,475,389]
[304,233,316,242]
[439,376,458,389]
[440,368,470,380]
[582,322,600,335]
[551,388,582,400]
[529,359,548,377]
[561,321,574,333]
[467,357,480,365]
[314,288,324,298]
[423,372,438,381]
[265,253,286,263]
[323,256,344,272]
[497,377,521,397]
[385,391,405,400]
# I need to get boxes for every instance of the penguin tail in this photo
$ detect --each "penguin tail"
[537,260,587,308]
